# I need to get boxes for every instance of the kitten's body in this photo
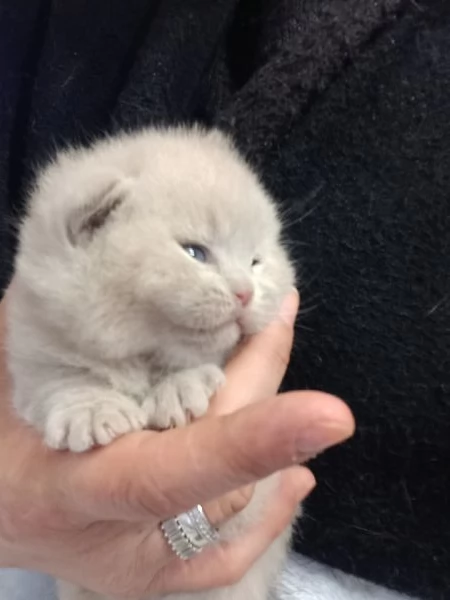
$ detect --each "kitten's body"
[6,127,295,600]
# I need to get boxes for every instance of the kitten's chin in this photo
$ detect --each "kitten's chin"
[183,320,241,354]
[238,309,276,336]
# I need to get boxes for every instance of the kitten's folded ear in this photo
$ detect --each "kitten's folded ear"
[67,180,127,246]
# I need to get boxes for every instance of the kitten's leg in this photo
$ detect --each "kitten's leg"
[40,382,146,452]
[143,364,225,428]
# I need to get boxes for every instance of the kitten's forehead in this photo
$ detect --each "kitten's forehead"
[31,127,280,247]
[129,130,280,243]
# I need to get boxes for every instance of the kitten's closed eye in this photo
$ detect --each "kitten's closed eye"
[182,244,209,263]
[251,257,262,267]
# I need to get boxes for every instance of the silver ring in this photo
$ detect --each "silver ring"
[161,504,220,560]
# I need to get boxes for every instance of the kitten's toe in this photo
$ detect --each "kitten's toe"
[45,411,96,453]
[44,400,146,452]
[145,365,226,430]
[143,393,187,430]
[198,364,226,393]
[67,413,97,453]
[92,404,146,446]
[44,412,71,450]
[180,365,225,420]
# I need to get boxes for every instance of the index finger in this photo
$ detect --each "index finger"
[63,390,354,522]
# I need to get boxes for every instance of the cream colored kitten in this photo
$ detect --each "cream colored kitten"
[6,127,295,600]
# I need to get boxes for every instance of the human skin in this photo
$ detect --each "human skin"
[0,290,355,598]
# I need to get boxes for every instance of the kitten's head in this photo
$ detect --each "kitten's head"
[16,127,294,364]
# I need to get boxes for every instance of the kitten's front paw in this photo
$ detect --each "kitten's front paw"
[143,365,225,429]
[45,396,146,452]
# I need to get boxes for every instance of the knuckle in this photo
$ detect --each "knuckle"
[230,485,254,513]
[220,485,254,521]
[204,486,254,532]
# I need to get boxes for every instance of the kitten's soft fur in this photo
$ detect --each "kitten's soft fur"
[6,127,295,600]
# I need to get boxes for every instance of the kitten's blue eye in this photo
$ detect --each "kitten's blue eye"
[182,244,209,263]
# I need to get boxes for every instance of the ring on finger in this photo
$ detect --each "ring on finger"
[161,504,220,560]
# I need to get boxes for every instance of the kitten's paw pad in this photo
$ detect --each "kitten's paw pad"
[144,365,225,429]
[44,398,146,452]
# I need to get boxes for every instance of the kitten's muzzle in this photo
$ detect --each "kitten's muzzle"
[234,288,253,307]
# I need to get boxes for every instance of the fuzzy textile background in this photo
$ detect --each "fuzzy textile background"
[0,556,415,600]
[0,1,449,599]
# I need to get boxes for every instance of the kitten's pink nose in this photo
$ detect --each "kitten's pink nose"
[235,289,253,307]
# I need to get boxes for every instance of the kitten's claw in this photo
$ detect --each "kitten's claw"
[44,397,146,452]
[143,364,225,429]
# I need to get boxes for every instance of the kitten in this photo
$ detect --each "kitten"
[6,126,296,600]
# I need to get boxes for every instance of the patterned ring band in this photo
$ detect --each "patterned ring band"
[161,504,220,560]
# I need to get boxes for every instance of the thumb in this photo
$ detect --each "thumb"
[213,289,299,416]
[62,391,354,522]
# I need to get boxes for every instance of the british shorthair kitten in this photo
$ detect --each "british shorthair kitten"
[6,127,296,600]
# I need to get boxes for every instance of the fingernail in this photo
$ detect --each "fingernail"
[278,289,299,327]
[296,421,354,456]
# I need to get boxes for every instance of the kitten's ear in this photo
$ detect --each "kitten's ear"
[67,181,126,245]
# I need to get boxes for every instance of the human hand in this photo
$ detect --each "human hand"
[0,290,354,598]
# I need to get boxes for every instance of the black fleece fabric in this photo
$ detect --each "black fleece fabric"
[1,2,449,599]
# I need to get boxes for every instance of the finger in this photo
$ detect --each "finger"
[150,466,315,594]
[63,392,353,521]
[212,289,299,416]
[202,483,255,528]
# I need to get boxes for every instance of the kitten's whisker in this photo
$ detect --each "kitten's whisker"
[281,238,311,249]
[297,304,319,317]
[297,271,323,294]
[294,323,315,333]
[282,204,319,230]
[279,192,323,229]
